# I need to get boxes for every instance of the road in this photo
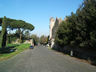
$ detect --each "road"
[0,45,96,72]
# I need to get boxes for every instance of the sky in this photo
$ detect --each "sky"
[0,0,83,36]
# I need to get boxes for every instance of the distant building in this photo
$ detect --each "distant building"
[49,17,62,48]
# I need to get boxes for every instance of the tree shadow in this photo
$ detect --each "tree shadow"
[0,45,19,54]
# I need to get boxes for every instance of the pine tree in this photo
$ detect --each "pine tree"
[0,16,7,48]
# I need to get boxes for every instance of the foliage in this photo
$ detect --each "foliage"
[0,16,7,48]
[9,20,34,31]
[55,21,71,47]
[0,17,34,43]
[55,0,96,50]
[31,34,39,45]
[24,30,30,39]
[40,35,48,45]
[7,33,19,44]
[9,20,34,42]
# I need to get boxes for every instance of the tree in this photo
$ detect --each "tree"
[24,30,30,39]
[55,0,96,50]
[31,34,39,45]
[55,21,71,47]
[0,17,34,46]
[9,20,34,43]
[0,16,7,48]
[40,35,48,45]
[75,0,96,48]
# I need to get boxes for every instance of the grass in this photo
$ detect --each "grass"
[0,43,31,61]
[48,46,52,50]
[6,44,19,47]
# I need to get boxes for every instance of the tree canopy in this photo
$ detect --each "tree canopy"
[40,35,48,45]
[0,16,34,48]
[0,18,34,31]
[55,0,96,50]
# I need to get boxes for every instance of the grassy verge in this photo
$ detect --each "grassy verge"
[0,43,30,61]
[48,46,52,50]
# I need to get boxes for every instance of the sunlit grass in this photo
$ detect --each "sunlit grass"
[0,43,30,61]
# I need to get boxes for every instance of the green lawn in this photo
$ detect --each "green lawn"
[0,43,31,61]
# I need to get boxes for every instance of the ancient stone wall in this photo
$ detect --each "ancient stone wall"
[49,17,62,48]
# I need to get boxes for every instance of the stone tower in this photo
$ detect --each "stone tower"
[49,17,62,48]
[49,17,55,40]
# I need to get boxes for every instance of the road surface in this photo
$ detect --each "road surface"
[0,45,96,72]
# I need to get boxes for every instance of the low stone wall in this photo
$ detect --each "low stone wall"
[52,45,96,61]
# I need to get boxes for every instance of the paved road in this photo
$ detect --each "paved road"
[0,45,96,72]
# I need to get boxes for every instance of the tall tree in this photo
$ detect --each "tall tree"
[0,16,7,48]
[0,17,34,44]
[55,0,96,50]
[9,20,34,43]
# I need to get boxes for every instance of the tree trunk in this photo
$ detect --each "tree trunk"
[0,16,7,48]
[18,28,22,43]
[20,33,22,43]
